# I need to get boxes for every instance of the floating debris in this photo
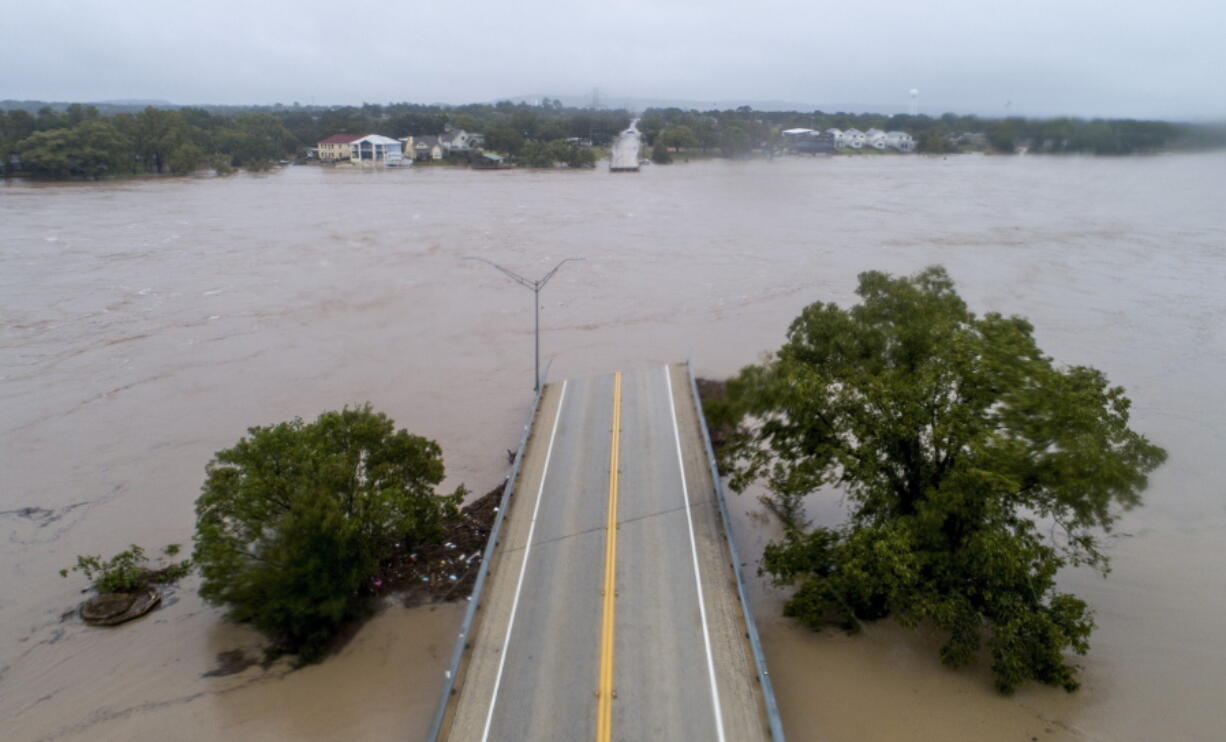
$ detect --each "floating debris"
[374,483,502,607]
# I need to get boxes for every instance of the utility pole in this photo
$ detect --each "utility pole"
[464,256,584,391]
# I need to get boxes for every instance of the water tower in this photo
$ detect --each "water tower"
[909,89,919,116]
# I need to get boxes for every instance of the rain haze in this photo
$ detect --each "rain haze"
[3,0,1225,119]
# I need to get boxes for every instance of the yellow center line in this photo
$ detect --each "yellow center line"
[596,371,622,742]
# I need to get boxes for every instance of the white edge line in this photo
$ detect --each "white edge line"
[665,365,727,742]
[480,379,569,742]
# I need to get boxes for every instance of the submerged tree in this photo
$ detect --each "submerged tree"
[18,120,132,178]
[711,266,1166,693]
[194,405,463,660]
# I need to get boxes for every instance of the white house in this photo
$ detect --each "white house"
[349,134,403,165]
[440,129,485,152]
[842,128,866,149]
[884,131,915,152]
[864,128,888,150]
[781,128,817,150]
[825,128,845,148]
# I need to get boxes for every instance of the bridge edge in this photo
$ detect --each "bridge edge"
[425,362,553,742]
[685,362,788,742]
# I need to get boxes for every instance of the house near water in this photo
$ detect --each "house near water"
[315,127,489,166]
[351,135,404,165]
[842,128,867,148]
[315,133,405,165]
[403,135,445,161]
[884,131,916,152]
[440,129,485,153]
[782,128,836,154]
[317,133,364,162]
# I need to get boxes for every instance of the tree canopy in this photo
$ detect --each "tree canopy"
[710,267,1166,693]
[659,124,699,151]
[514,138,597,168]
[193,405,463,660]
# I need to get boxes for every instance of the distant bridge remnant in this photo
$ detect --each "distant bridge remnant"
[610,120,641,172]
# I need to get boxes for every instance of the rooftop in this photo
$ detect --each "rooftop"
[318,133,365,145]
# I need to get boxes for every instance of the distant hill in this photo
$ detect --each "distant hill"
[94,98,176,106]
[506,94,907,115]
[0,99,328,116]
[0,99,179,115]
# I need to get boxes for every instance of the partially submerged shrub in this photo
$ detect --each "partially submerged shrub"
[194,404,463,661]
[61,544,192,594]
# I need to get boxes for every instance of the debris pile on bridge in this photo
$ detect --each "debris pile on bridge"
[376,482,503,607]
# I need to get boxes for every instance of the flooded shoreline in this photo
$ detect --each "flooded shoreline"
[2,154,1224,740]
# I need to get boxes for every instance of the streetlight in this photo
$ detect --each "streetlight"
[464,256,585,391]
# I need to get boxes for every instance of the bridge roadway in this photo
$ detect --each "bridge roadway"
[441,364,771,742]
[610,120,641,171]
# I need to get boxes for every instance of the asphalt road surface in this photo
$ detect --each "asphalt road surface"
[610,121,641,171]
[444,364,770,742]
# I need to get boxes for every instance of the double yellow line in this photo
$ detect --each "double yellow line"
[596,371,622,742]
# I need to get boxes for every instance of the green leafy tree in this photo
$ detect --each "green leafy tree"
[638,114,664,146]
[651,141,673,164]
[194,405,463,660]
[694,119,720,152]
[452,113,483,133]
[719,124,752,157]
[986,120,1018,153]
[484,125,524,155]
[552,139,597,168]
[61,544,191,594]
[713,267,1166,693]
[916,131,957,154]
[167,142,204,174]
[65,103,100,126]
[18,120,133,178]
[537,119,569,142]
[35,106,66,131]
[217,113,296,168]
[209,153,236,175]
[3,109,37,141]
[510,110,540,139]
[515,140,554,167]
[128,107,191,173]
[17,129,77,177]
[660,125,698,151]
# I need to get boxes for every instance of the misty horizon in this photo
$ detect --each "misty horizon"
[4,94,1222,125]
[3,0,1224,122]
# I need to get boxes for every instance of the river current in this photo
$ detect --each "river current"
[2,153,1223,740]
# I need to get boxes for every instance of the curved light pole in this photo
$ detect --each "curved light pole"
[464,256,585,391]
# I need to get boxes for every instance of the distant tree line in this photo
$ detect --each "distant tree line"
[0,99,628,178]
[2,98,1222,178]
[0,104,297,178]
[638,106,1226,156]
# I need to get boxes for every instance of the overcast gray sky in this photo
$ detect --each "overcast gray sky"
[3,0,1223,119]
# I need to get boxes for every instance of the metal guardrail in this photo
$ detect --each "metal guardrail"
[686,363,787,742]
[425,362,552,742]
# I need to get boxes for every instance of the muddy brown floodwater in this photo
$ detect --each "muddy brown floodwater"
[2,153,1224,741]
